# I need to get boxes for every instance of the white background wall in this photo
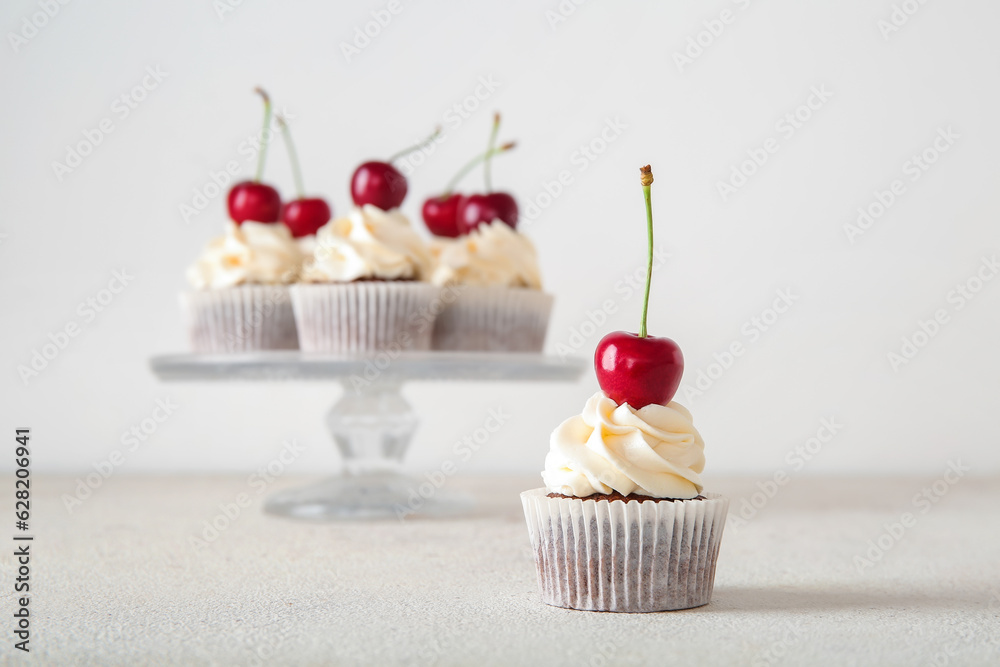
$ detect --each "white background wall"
[2,0,999,480]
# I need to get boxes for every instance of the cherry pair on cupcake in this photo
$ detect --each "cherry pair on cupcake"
[226,88,331,239]
[421,113,519,238]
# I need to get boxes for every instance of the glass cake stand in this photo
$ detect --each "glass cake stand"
[150,351,586,520]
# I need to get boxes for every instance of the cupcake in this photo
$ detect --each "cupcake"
[181,221,302,352]
[429,220,552,352]
[521,163,728,612]
[291,205,441,353]
[521,392,727,612]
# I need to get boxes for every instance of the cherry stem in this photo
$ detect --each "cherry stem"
[387,126,442,163]
[253,87,272,183]
[275,114,304,198]
[639,165,654,339]
[442,142,516,196]
[483,112,500,192]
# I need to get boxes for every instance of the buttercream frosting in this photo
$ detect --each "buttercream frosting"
[541,391,705,499]
[301,205,432,282]
[430,220,541,289]
[186,221,302,289]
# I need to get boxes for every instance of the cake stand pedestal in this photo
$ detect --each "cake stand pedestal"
[150,351,586,520]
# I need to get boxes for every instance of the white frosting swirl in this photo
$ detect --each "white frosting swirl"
[301,205,433,282]
[430,220,542,289]
[186,221,302,290]
[296,235,318,258]
[542,391,705,499]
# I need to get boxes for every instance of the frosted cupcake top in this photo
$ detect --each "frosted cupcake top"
[429,220,542,289]
[542,391,705,499]
[300,205,433,282]
[187,221,302,290]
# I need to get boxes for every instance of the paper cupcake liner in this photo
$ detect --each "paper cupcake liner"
[180,285,298,353]
[431,286,553,352]
[290,282,443,353]
[521,489,729,612]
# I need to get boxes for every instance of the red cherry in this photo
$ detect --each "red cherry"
[281,198,332,237]
[594,331,684,410]
[227,182,282,223]
[349,127,440,210]
[351,161,408,210]
[456,192,518,234]
[422,194,465,237]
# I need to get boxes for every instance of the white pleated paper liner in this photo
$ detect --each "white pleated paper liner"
[180,285,299,353]
[431,285,553,352]
[290,282,443,353]
[521,488,729,612]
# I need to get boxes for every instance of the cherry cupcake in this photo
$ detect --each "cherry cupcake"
[181,87,303,353]
[521,166,728,612]
[182,221,302,352]
[422,115,552,352]
[291,205,440,353]
[429,221,552,352]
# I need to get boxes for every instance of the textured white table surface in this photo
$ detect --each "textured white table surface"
[4,474,999,666]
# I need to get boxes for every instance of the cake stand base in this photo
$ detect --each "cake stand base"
[263,472,474,521]
[149,351,586,522]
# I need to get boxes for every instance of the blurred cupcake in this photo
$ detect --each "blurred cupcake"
[429,220,552,352]
[291,205,441,352]
[182,221,302,352]
[522,392,728,612]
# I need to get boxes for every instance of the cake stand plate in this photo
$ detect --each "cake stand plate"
[150,351,586,520]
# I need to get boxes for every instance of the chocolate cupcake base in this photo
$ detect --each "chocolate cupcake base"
[290,282,442,353]
[431,286,552,352]
[521,488,728,612]
[180,285,298,353]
